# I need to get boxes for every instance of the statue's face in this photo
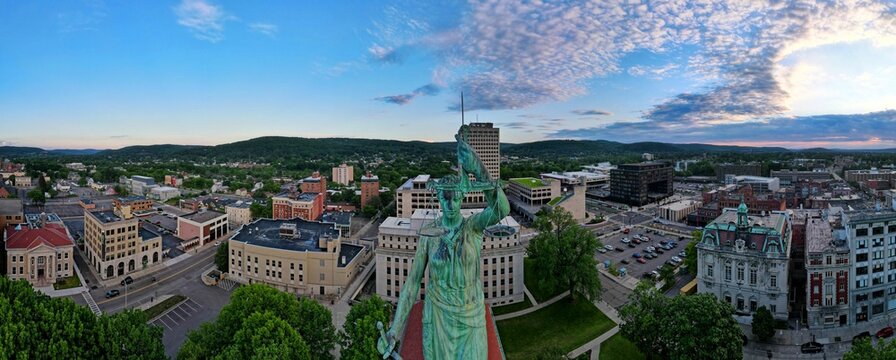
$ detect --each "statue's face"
[438,189,464,221]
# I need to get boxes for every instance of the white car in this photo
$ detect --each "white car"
[597,248,608,253]
[604,245,615,251]
[645,246,656,253]
[621,238,631,244]
[671,256,682,263]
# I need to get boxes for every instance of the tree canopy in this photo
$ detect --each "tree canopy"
[215,241,229,273]
[339,295,393,360]
[618,283,743,360]
[684,231,700,276]
[0,276,165,359]
[751,306,775,342]
[526,207,602,302]
[845,337,896,360]
[178,284,336,360]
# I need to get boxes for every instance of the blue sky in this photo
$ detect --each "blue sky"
[1,1,895,149]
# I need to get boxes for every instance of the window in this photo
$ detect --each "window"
[857,228,869,236]
[737,264,744,282]
[857,253,869,262]
[320,273,325,281]
[858,240,868,249]
[750,268,757,285]
[874,238,885,247]
[725,262,732,281]
[770,275,777,288]
[707,264,714,278]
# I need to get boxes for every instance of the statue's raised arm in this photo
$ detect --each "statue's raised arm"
[455,125,509,233]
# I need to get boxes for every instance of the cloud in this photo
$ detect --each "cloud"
[173,0,233,43]
[249,22,278,37]
[627,63,679,79]
[550,110,896,149]
[109,135,128,139]
[375,83,442,105]
[572,109,612,116]
[370,0,896,123]
[57,0,107,33]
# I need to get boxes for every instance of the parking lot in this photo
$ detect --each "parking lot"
[595,227,689,279]
[150,298,203,331]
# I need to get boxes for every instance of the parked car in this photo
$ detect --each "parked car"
[105,290,120,298]
[621,259,631,265]
[120,276,134,286]
[671,256,683,263]
[655,248,665,254]
[597,248,608,253]
[649,270,660,279]
[659,240,669,246]
[637,258,647,264]
[645,246,656,253]
[678,251,686,257]
[623,228,630,234]
[800,341,824,354]
[878,326,894,338]
[615,247,625,252]
[627,243,636,248]
[670,241,678,247]
[633,253,642,258]
[604,245,615,251]
[621,238,630,244]
[632,239,642,244]
[645,253,656,259]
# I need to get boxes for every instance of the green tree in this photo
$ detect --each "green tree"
[220,312,311,360]
[250,200,272,219]
[751,306,775,341]
[360,196,383,218]
[215,241,229,273]
[619,283,742,360]
[685,230,701,276]
[179,284,336,360]
[339,295,393,360]
[527,207,602,302]
[659,265,675,290]
[844,337,896,360]
[114,184,129,196]
[27,188,45,204]
[77,176,88,187]
[0,277,165,359]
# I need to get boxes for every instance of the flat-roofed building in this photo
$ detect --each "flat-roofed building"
[300,171,328,201]
[394,175,486,218]
[610,161,674,206]
[843,210,896,325]
[177,210,228,249]
[83,210,162,279]
[715,163,763,181]
[14,176,33,188]
[113,195,154,216]
[272,192,324,221]
[658,199,702,222]
[506,177,585,222]
[4,214,75,287]
[376,209,525,306]
[507,178,560,206]
[332,163,354,186]
[0,198,24,229]
[771,169,832,185]
[149,186,181,202]
[360,171,380,208]
[726,175,780,193]
[467,122,500,180]
[227,218,367,296]
[540,171,609,191]
[321,211,353,238]
[697,203,791,321]
[225,201,252,230]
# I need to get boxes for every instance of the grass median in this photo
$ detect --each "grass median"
[497,295,615,360]
[143,295,187,320]
[53,276,82,290]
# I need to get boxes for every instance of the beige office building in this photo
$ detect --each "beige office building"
[658,199,702,222]
[227,218,368,296]
[83,210,162,279]
[332,163,354,186]
[376,209,525,306]
[225,202,252,230]
[467,122,500,180]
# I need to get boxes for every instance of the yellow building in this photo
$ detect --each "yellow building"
[227,218,368,296]
[83,210,163,279]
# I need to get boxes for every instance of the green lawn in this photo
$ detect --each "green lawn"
[599,333,645,360]
[491,296,533,316]
[497,296,616,360]
[524,258,564,302]
[510,177,547,189]
[143,295,186,320]
[53,276,82,290]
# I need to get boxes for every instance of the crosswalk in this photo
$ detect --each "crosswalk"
[217,278,239,291]
[81,291,102,316]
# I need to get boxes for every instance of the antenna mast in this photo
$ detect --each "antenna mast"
[461,92,465,125]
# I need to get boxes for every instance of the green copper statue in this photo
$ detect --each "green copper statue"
[377,125,510,359]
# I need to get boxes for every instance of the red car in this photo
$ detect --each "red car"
[877,326,894,338]
[637,258,647,264]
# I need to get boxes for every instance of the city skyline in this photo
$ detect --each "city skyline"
[2,1,896,149]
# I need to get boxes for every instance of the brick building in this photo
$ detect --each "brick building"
[272,192,324,221]
[360,171,380,208]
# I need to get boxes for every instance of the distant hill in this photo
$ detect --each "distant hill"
[6,137,896,162]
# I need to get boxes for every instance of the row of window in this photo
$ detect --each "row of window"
[706,263,778,288]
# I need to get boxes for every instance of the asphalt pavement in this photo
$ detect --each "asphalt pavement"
[595,228,687,279]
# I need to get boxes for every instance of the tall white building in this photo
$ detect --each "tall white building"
[395,175,485,219]
[467,122,500,180]
[376,209,525,306]
[332,163,354,186]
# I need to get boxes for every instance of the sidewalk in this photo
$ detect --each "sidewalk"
[35,261,89,297]
[567,300,623,359]
[493,290,570,321]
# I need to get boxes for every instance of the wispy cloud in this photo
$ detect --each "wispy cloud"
[572,109,612,116]
[375,84,442,105]
[370,0,896,124]
[551,110,896,149]
[249,22,278,37]
[57,0,107,33]
[173,0,233,43]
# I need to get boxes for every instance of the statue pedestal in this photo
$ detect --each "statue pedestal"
[398,302,505,360]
